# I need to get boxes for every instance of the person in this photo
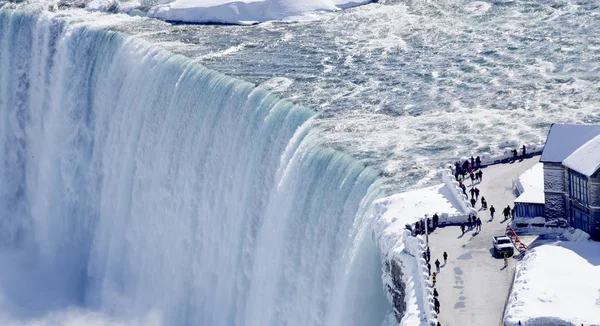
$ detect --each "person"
[471,156,475,168]
[474,187,480,200]
[427,262,431,275]
[470,187,476,199]
[443,251,448,264]
[433,296,440,314]
[513,149,518,160]
[478,169,483,182]
[433,288,439,297]
[504,253,509,267]
[467,215,472,229]
[475,156,481,169]
[506,205,511,220]
[490,205,495,219]
[481,196,487,210]
[470,197,476,208]
[460,222,466,235]
[433,213,439,228]
[470,171,475,184]
[432,272,437,285]
[426,247,431,262]
[476,217,482,231]
[427,217,432,230]
[435,259,440,273]
[522,145,526,158]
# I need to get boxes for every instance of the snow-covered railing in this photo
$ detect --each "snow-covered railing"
[404,230,439,326]
[465,143,545,167]
[441,165,478,216]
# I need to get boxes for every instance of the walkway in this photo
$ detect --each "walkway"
[427,156,540,326]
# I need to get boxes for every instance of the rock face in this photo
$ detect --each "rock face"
[383,259,406,322]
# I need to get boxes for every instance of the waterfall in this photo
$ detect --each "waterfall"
[0,9,390,325]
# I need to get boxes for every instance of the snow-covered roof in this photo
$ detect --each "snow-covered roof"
[540,124,600,163]
[514,163,545,204]
[562,134,600,177]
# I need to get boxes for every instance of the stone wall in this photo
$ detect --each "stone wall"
[543,163,567,221]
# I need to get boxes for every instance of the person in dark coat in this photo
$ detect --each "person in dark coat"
[481,196,487,209]
[490,205,495,219]
[478,169,483,181]
[513,149,518,160]
[467,215,472,229]
[470,197,476,208]
[435,259,441,273]
[426,247,431,262]
[433,297,440,314]
[476,217,482,231]
[474,187,480,200]
[475,156,481,168]
[470,187,476,199]
[433,213,439,228]
[443,251,448,263]
[427,262,431,275]
[522,145,526,158]
[460,222,466,235]
[433,288,439,297]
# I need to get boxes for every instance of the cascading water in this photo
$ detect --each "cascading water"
[0,9,391,325]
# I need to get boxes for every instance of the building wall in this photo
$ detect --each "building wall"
[590,174,600,240]
[544,163,567,221]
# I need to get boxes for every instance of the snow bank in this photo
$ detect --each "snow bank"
[146,0,373,24]
[504,241,600,326]
[561,228,590,242]
[371,199,438,326]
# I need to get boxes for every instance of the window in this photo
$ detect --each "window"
[569,170,589,206]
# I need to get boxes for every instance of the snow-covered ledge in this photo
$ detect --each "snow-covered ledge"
[371,199,438,326]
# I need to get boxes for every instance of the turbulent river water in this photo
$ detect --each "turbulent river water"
[0,0,598,325]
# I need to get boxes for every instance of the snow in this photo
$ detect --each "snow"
[562,133,600,177]
[540,124,600,163]
[146,0,374,25]
[514,163,544,204]
[504,241,600,326]
[561,228,591,242]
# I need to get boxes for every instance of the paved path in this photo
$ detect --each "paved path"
[427,157,540,326]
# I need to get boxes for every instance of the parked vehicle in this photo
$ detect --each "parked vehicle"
[492,235,514,256]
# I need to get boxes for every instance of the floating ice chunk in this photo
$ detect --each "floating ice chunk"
[147,0,373,25]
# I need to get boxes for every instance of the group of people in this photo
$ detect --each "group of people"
[408,213,441,236]
[512,145,527,161]
[427,248,448,321]
[454,156,484,184]
[460,214,482,234]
